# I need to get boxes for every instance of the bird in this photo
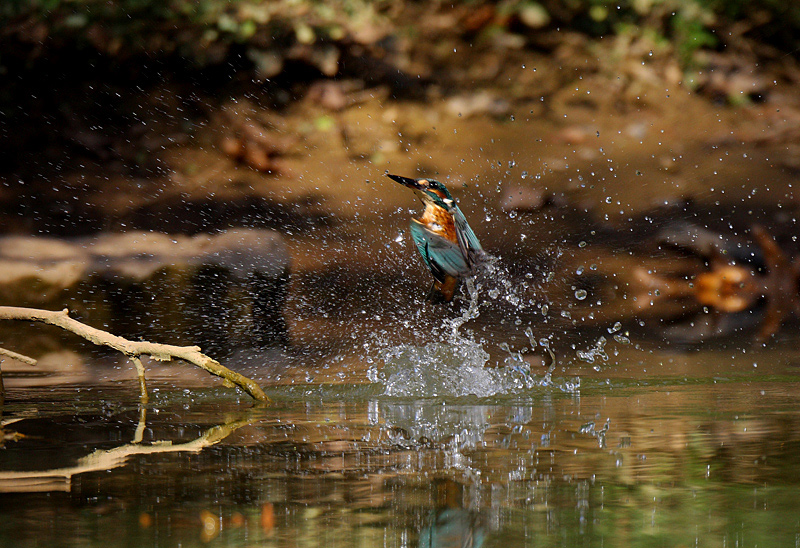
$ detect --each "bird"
[388,173,485,302]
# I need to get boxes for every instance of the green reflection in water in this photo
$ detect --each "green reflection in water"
[1,377,799,548]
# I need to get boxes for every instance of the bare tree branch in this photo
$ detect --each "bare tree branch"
[0,347,37,366]
[0,306,268,402]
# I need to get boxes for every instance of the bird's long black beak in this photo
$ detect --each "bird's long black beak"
[387,173,422,189]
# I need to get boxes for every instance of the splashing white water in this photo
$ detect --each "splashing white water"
[444,277,482,341]
[370,276,571,398]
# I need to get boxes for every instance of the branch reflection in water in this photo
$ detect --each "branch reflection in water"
[0,407,259,493]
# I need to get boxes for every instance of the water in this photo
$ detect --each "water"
[2,369,800,547]
[4,94,800,547]
[4,223,800,547]
[4,264,800,548]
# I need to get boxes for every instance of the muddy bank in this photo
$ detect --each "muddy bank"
[3,0,800,236]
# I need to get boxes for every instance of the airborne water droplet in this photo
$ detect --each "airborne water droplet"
[575,289,588,300]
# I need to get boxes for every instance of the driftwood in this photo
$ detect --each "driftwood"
[0,306,268,402]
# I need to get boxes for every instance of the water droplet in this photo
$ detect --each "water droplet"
[575,289,587,300]
[613,334,630,345]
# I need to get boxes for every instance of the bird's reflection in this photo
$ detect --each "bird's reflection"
[418,479,486,548]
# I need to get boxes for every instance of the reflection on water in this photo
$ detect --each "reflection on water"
[2,371,800,547]
[419,479,489,548]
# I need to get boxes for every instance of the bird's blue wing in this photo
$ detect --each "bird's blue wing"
[410,220,471,282]
[409,221,433,270]
[452,206,483,264]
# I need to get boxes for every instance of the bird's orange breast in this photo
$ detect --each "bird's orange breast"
[419,204,457,243]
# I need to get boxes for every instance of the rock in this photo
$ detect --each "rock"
[445,91,510,119]
[305,80,373,111]
[247,48,284,80]
[0,229,290,356]
[217,105,297,173]
[517,2,550,29]
[306,80,350,111]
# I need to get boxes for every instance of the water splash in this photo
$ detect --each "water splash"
[444,277,482,341]
[373,338,578,398]
[370,276,507,397]
[377,340,492,398]
[576,336,609,364]
[366,244,599,398]
[579,418,610,448]
[378,400,494,452]
[370,275,576,398]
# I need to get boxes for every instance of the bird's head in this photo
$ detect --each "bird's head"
[387,174,456,211]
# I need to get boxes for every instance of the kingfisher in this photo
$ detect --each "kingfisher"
[388,173,485,302]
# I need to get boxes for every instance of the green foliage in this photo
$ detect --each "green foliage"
[670,6,718,66]
[539,0,719,62]
[1,0,389,64]
[533,0,797,65]
[2,0,800,70]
